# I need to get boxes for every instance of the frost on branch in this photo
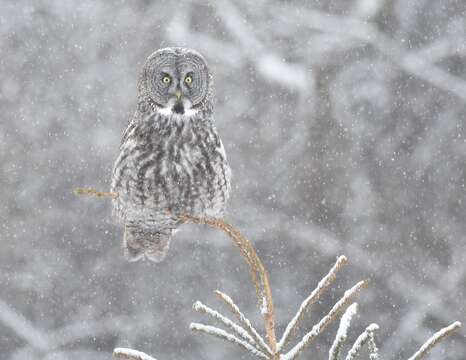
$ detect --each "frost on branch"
[113,347,157,360]
[213,290,273,356]
[190,322,269,359]
[329,302,358,360]
[192,300,259,350]
[74,191,462,360]
[277,255,348,351]
[99,214,460,360]
[407,321,462,360]
[345,323,380,360]
[281,280,368,360]
[181,218,460,360]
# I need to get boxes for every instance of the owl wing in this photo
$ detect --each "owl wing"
[120,113,138,147]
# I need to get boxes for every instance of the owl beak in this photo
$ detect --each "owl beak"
[172,89,184,114]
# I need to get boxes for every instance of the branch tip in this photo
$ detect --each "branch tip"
[277,254,352,351]
[408,321,461,360]
[73,187,118,199]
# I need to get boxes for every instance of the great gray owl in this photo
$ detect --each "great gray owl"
[110,47,231,262]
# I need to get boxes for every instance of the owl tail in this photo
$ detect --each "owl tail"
[123,224,173,263]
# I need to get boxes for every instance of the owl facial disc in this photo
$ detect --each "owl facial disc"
[139,47,211,118]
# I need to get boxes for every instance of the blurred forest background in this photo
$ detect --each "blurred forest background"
[1,0,465,359]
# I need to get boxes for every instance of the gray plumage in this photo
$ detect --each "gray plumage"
[110,47,231,262]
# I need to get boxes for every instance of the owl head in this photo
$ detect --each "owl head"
[138,47,212,116]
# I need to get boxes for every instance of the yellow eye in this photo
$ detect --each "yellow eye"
[184,75,193,84]
[162,76,171,84]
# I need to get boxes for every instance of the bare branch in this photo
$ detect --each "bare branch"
[190,323,268,359]
[329,303,359,360]
[282,280,369,360]
[345,323,379,360]
[113,347,157,360]
[212,0,309,93]
[73,187,118,199]
[407,321,462,360]
[277,255,348,351]
[0,298,51,351]
[273,4,466,102]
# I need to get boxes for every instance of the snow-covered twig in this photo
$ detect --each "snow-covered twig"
[281,280,368,360]
[345,323,379,360]
[74,187,462,360]
[329,303,359,360]
[277,255,348,351]
[214,290,273,356]
[113,347,157,360]
[192,300,267,354]
[190,322,268,359]
[407,321,461,360]
[367,329,380,360]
